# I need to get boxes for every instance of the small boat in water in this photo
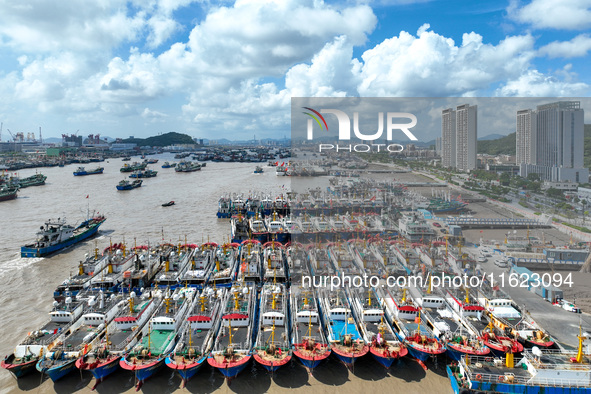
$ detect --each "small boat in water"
[21,214,106,258]
[254,166,263,174]
[116,179,142,190]
[162,201,175,207]
[73,166,104,176]
[0,185,18,202]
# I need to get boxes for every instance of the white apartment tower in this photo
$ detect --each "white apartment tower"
[441,108,456,168]
[441,104,477,171]
[516,109,536,165]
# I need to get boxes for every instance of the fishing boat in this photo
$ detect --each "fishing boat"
[161,161,175,168]
[262,241,287,282]
[119,286,196,390]
[129,169,158,178]
[380,287,446,369]
[265,211,289,244]
[447,340,591,394]
[350,287,407,369]
[1,296,86,378]
[75,291,159,388]
[319,288,369,369]
[237,240,263,282]
[21,214,106,258]
[207,283,256,380]
[162,201,175,207]
[275,165,288,176]
[253,282,292,372]
[290,287,331,371]
[179,242,215,285]
[88,246,136,292]
[175,161,201,172]
[73,166,104,176]
[0,185,18,202]
[116,179,142,190]
[153,244,195,287]
[165,286,224,386]
[120,162,147,172]
[14,173,47,187]
[210,243,240,284]
[53,246,110,301]
[349,239,387,277]
[36,291,125,382]
[254,166,263,174]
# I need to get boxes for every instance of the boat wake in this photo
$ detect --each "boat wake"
[0,256,43,278]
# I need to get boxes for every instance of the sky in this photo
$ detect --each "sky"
[0,0,590,141]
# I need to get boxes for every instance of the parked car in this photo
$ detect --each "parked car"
[494,260,508,268]
[432,222,441,227]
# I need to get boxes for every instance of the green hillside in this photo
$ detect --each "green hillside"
[478,132,516,155]
[122,132,194,147]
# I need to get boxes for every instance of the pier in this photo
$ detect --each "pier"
[443,217,552,229]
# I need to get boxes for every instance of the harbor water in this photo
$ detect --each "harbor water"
[0,156,450,393]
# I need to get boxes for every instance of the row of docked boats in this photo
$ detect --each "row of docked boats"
[5,237,564,392]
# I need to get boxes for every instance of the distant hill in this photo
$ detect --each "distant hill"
[478,133,506,141]
[478,132,516,155]
[121,132,194,147]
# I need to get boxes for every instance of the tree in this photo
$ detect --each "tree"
[546,187,564,200]
[500,172,511,186]
[527,173,540,181]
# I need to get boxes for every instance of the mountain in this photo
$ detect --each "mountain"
[121,132,195,147]
[478,132,516,155]
[478,133,506,141]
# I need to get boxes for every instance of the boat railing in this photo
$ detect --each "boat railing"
[460,356,591,388]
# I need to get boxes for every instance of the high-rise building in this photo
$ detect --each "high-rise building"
[441,108,456,168]
[455,104,477,171]
[518,101,588,182]
[516,109,536,165]
[441,104,477,171]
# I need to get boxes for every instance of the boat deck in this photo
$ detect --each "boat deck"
[329,320,362,342]
[62,325,100,350]
[218,325,250,350]
[139,330,175,356]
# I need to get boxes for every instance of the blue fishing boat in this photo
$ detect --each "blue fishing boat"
[21,215,106,258]
[73,166,104,176]
[116,179,142,190]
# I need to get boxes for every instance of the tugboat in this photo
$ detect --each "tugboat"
[290,288,331,372]
[166,286,224,387]
[116,179,142,190]
[119,286,196,390]
[21,214,106,258]
[319,288,369,369]
[207,283,256,380]
[73,166,104,176]
[253,282,292,372]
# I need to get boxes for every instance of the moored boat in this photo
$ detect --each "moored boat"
[207,283,256,380]
[0,185,18,202]
[119,286,196,390]
[165,286,224,387]
[116,179,142,190]
[253,282,292,372]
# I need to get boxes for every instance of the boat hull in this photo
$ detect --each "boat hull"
[331,345,369,367]
[36,358,77,382]
[21,220,104,258]
[253,354,291,372]
[406,343,445,362]
[165,356,206,385]
[292,348,331,370]
[369,346,408,369]
[76,355,121,385]
[1,356,38,378]
[207,354,251,379]
[119,357,165,389]
[445,344,490,362]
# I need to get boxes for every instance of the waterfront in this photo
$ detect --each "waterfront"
[0,158,454,393]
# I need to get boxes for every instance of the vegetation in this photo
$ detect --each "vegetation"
[121,132,195,147]
[478,133,516,155]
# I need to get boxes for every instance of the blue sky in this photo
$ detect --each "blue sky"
[0,0,590,141]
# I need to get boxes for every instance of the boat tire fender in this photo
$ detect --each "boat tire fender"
[475,373,482,381]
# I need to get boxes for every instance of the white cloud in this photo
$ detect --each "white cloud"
[495,70,589,96]
[538,34,591,58]
[508,0,591,30]
[356,26,536,96]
